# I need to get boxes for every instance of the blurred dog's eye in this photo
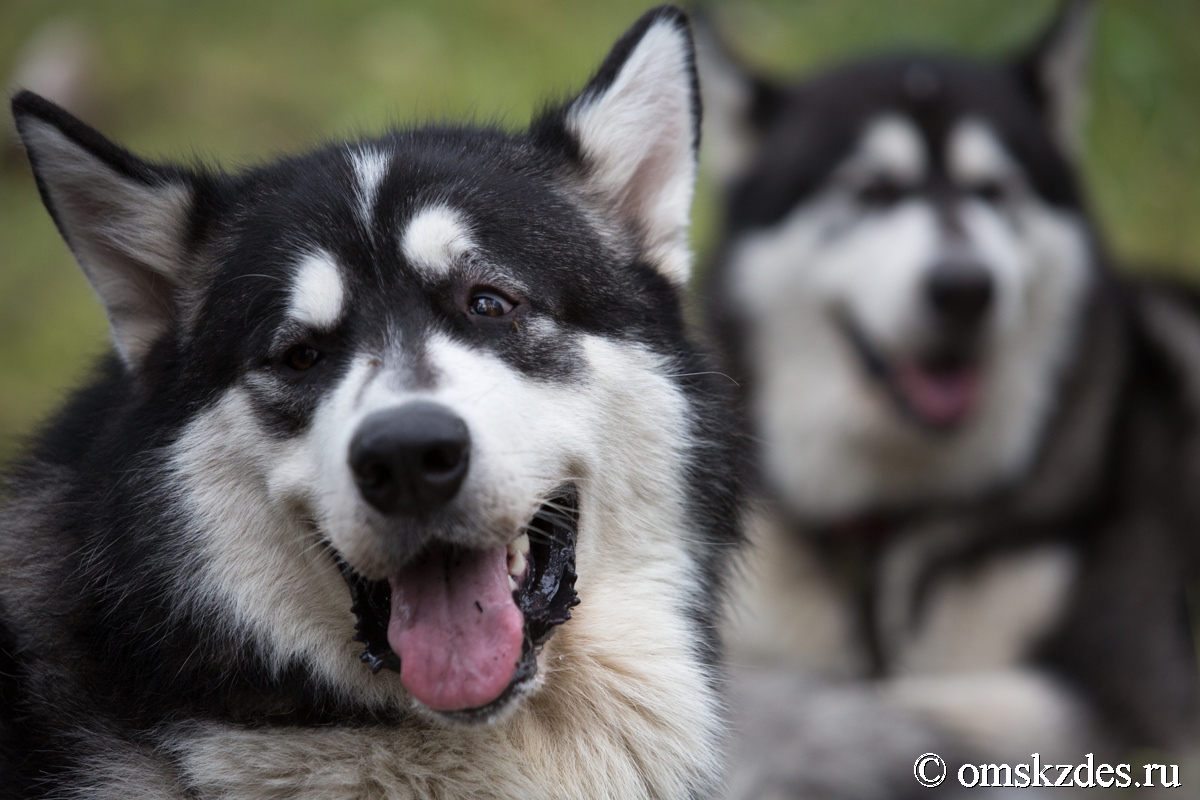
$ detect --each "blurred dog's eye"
[857,178,907,208]
[284,344,322,371]
[972,181,1006,203]
[469,291,514,318]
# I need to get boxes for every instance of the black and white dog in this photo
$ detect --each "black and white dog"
[0,7,747,798]
[701,3,1199,796]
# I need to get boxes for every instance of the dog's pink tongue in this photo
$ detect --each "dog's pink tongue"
[894,362,981,428]
[388,546,524,712]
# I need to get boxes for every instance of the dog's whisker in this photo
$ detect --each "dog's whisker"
[663,370,741,386]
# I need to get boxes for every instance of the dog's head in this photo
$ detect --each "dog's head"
[14,6,723,727]
[701,2,1099,521]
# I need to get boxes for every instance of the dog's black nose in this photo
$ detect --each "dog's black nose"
[349,402,470,516]
[926,261,994,328]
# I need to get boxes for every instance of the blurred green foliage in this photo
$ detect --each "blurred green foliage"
[1,0,1198,456]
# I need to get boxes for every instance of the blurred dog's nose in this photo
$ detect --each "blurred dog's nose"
[926,261,994,328]
[349,402,470,516]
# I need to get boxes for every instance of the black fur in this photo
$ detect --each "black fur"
[1,7,747,795]
[721,52,1082,238]
[0,605,18,800]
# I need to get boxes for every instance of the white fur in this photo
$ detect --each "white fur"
[728,115,1093,519]
[350,147,391,230]
[728,513,1078,678]
[721,663,1095,798]
[287,250,345,331]
[887,668,1095,758]
[15,116,192,368]
[849,115,927,184]
[400,204,475,279]
[726,512,1094,783]
[948,118,1015,186]
[166,328,722,797]
[169,390,387,701]
[566,18,696,286]
[725,507,867,674]
[65,746,185,800]
[882,544,1079,673]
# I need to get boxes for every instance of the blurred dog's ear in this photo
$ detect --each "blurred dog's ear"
[535,5,702,287]
[692,7,787,189]
[1012,0,1094,158]
[12,91,201,371]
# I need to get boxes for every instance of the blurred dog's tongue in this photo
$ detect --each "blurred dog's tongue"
[893,362,981,429]
[388,545,524,712]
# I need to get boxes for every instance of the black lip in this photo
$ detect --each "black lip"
[833,310,979,434]
[338,484,580,712]
[516,485,580,645]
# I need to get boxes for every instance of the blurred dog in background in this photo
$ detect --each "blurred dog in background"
[700,1,1200,796]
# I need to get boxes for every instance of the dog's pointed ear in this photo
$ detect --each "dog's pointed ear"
[535,6,700,288]
[1012,0,1093,157]
[13,91,199,371]
[692,7,787,189]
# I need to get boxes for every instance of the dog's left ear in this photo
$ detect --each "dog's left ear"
[1012,0,1094,157]
[536,5,699,287]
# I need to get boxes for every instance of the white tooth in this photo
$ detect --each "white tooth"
[513,533,530,556]
[508,575,517,591]
[508,550,526,579]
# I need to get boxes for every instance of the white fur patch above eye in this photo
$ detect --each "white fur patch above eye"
[288,251,345,330]
[401,204,475,278]
[948,119,1015,185]
[854,115,927,183]
[350,147,391,229]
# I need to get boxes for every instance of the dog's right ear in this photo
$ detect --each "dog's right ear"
[692,8,787,189]
[533,6,702,288]
[13,91,199,371]
[1011,0,1094,158]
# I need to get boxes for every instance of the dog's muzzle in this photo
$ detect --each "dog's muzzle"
[337,402,579,720]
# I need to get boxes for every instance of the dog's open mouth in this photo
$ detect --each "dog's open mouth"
[341,485,579,718]
[836,313,982,431]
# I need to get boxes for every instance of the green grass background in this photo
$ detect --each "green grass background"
[1,0,1198,455]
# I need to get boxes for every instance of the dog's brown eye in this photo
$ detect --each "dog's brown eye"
[284,344,322,371]
[469,291,514,318]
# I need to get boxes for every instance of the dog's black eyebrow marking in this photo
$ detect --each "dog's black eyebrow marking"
[211,272,284,291]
